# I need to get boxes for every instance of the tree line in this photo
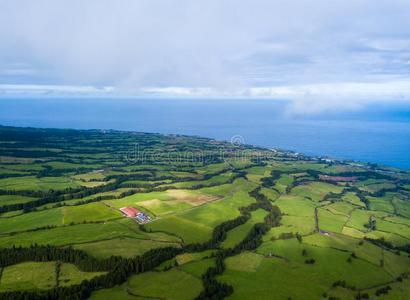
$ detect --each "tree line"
[0,245,183,300]
[197,183,282,299]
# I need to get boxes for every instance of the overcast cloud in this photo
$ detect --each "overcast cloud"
[1,0,410,112]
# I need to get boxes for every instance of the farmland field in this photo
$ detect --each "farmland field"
[0,125,409,299]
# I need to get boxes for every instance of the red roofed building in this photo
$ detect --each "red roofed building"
[120,207,140,218]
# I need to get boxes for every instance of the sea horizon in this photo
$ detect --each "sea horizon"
[1,98,410,170]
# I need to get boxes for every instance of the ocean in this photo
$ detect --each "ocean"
[1,98,410,169]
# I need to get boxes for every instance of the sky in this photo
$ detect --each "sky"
[1,0,410,113]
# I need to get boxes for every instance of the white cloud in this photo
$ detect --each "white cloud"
[2,80,409,115]
[0,84,114,96]
[0,0,410,113]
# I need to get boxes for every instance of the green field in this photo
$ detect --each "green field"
[0,126,409,299]
[0,261,104,292]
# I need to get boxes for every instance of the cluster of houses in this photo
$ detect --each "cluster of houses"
[120,206,151,224]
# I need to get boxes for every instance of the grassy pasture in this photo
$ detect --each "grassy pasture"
[267,215,316,238]
[72,171,107,182]
[106,189,220,217]
[175,250,214,265]
[221,209,268,249]
[0,262,56,292]
[146,215,213,243]
[0,261,104,292]
[363,277,410,300]
[168,171,236,188]
[0,219,173,248]
[179,189,254,228]
[179,257,215,278]
[104,190,175,209]
[317,207,348,233]
[290,182,343,202]
[342,192,366,207]
[220,254,329,300]
[0,195,37,205]
[274,174,294,193]
[1,126,410,299]
[275,194,316,217]
[247,239,392,298]
[0,202,120,234]
[0,176,82,191]
[88,286,141,300]
[367,195,396,213]
[360,182,397,193]
[384,215,410,226]
[44,161,102,170]
[146,179,257,243]
[391,197,410,218]
[196,162,230,175]
[325,201,356,216]
[0,208,64,233]
[59,263,105,287]
[126,268,203,300]
[259,187,279,201]
[74,237,180,258]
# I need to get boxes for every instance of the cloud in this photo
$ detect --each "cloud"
[0,84,114,96]
[2,80,410,115]
[0,0,410,112]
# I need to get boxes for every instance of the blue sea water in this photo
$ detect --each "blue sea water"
[1,98,410,169]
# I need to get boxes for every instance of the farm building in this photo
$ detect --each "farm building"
[119,206,151,224]
[135,212,151,224]
[120,207,140,218]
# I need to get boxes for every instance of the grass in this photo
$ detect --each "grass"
[342,192,366,208]
[146,215,213,244]
[126,268,203,300]
[59,263,105,287]
[275,194,316,217]
[221,209,268,249]
[74,237,180,258]
[317,207,348,233]
[240,240,392,299]
[0,262,56,292]
[60,202,122,224]
[391,197,410,218]
[367,195,396,213]
[220,255,329,300]
[176,250,214,265]
[259,187,279,201]
[274,174,294,193]
[168,171,236,189]
[0,176,81,191]
[264,215,316,238]
[0,195,37,205]
[0,202,121,234]
[146,179,257,243]
[0,261,104,292]
[179,258,215,278]
[1,126,410,299]
[88,285,138,300]
[291,182,343,202]
[360,182,397,193]
[0,218,178,248]
[0,208,64,233]
[325,201,356,216]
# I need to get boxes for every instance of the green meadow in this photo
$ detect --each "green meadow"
[0,126,409,299]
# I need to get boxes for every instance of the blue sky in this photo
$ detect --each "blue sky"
[1,0,410,113]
